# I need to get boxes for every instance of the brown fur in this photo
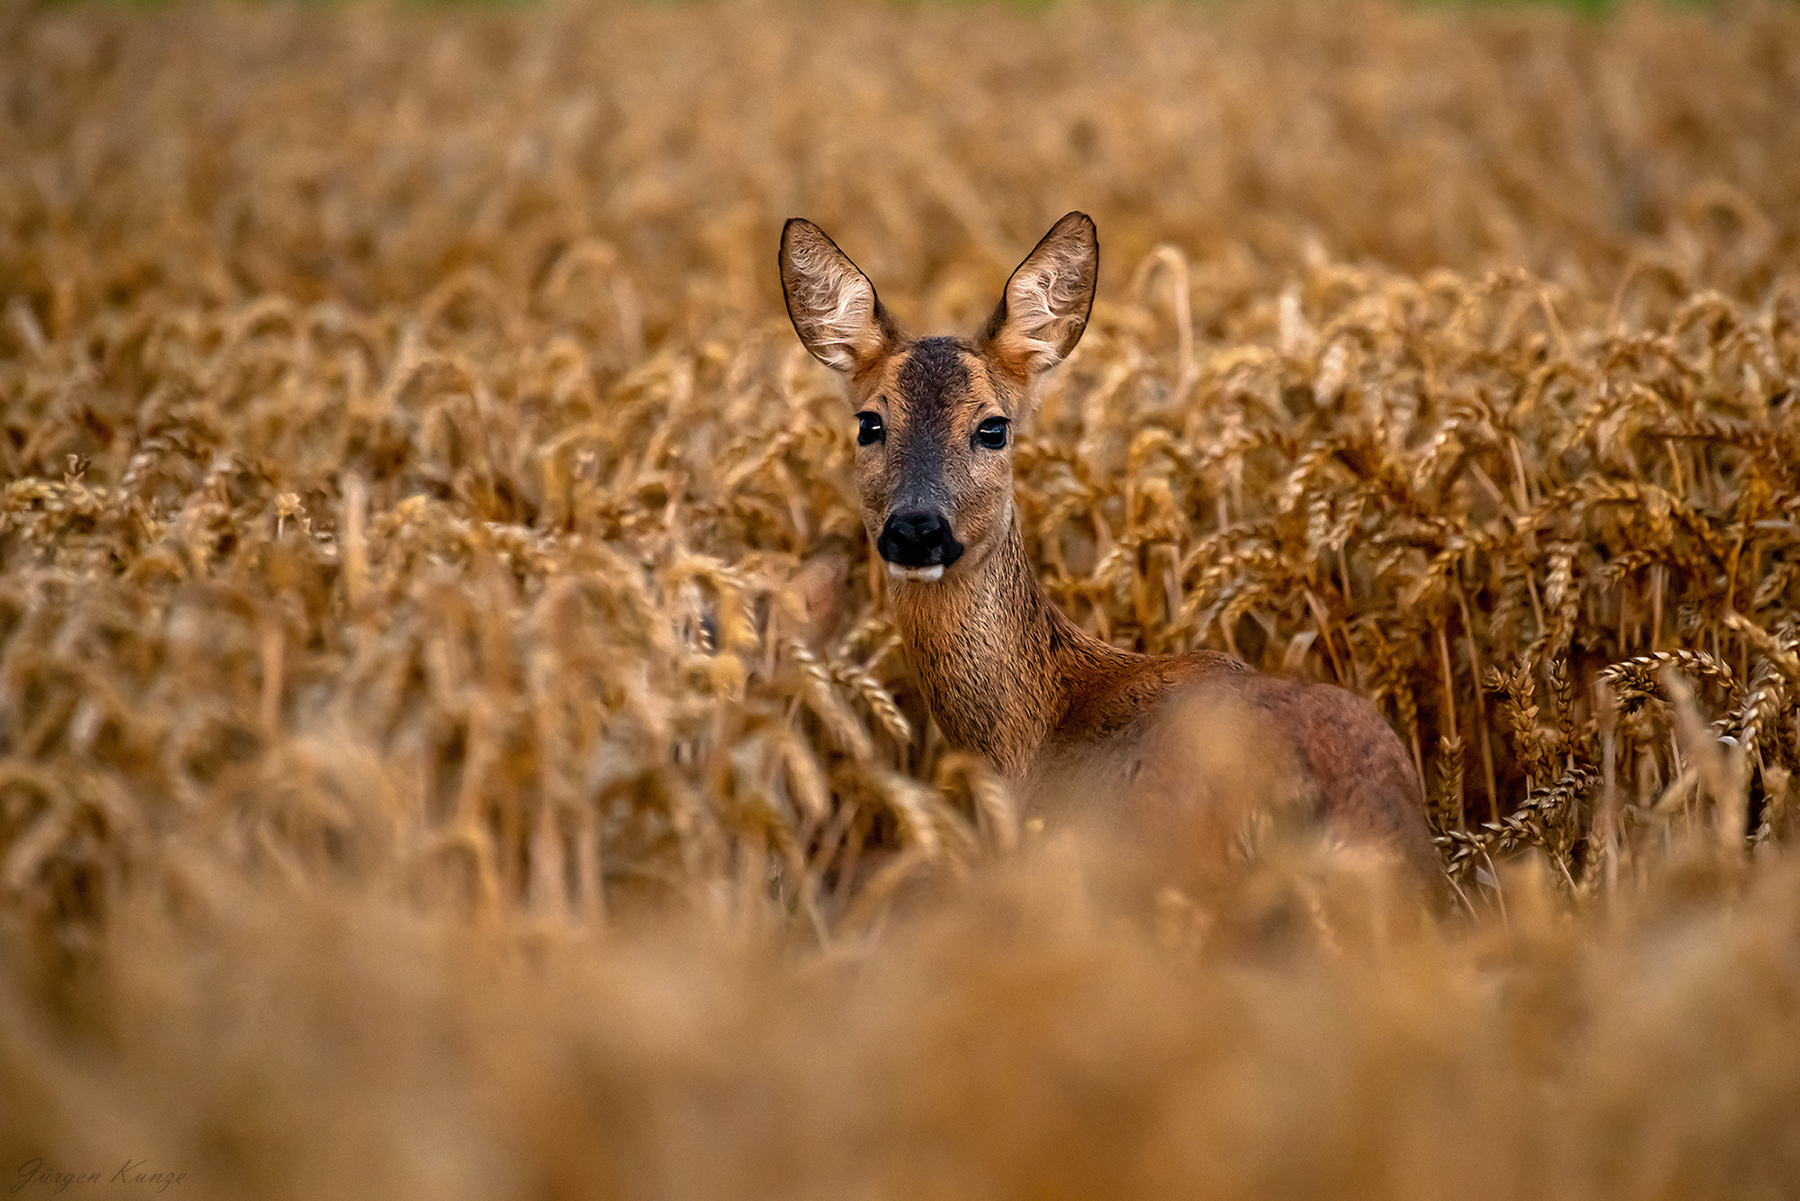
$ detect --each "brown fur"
[780,213,1440,888]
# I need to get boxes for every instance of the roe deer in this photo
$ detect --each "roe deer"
[779,212,1441,887]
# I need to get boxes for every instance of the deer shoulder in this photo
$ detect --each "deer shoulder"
[779,212,1441,889]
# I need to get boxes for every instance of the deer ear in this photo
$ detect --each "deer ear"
[977,211,1098,382]
[779,219,898,376]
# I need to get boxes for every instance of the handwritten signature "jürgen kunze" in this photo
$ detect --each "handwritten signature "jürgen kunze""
[12,1160,186,1195]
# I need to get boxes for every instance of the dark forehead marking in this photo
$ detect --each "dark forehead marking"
[896,337,970,409]
[892,337,970,489]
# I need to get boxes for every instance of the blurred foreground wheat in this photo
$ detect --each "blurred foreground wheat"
[3,1,1800,1197]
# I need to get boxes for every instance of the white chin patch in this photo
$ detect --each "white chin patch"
[886,564,945,583]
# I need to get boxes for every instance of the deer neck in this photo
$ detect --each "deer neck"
[887,513,1136,779]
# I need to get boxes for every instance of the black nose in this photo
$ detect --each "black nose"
[878,511,965,569]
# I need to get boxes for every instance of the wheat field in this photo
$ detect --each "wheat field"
[4,0,1800,1197]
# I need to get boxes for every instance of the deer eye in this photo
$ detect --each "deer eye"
[975,416,1009,450]
[856,412,885,446]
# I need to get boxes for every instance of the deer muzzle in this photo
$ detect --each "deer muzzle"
[878,510,964,581]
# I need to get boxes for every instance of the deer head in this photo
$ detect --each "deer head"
[779,212,1098,583]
